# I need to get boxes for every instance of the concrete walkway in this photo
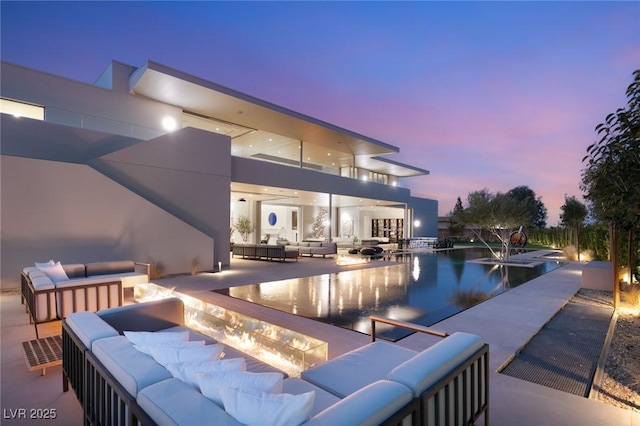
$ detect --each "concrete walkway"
[1,251,639,425]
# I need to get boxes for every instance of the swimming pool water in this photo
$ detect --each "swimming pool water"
[215,249,564,340]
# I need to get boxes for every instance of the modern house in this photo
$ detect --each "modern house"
[0,60,437,288]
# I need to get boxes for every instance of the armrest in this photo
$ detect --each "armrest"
[370,315,448,342]
[305,380,415,426]
[134,262,151,277]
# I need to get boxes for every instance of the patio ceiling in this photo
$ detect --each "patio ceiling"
[230,183,405,211]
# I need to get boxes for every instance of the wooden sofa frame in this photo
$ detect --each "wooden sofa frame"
[371,315,490,426]
[22,272,122,338]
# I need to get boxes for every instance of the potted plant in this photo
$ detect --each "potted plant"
[234,215,254,243]
[230,226,236,251]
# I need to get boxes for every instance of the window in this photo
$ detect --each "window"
[0,98,44,120]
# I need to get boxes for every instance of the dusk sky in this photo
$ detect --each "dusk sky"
[2,1,639,225]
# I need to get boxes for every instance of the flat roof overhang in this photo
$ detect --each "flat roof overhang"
[128,60,399,158]
[358,156,429,177]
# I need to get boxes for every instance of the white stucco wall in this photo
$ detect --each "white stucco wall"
[0,156,214,289]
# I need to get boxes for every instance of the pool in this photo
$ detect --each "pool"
[214,249,565,340]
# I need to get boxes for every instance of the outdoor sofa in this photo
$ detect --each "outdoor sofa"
[301,316,490,426]
[21,260,149,337]
[283,241,338,258]
[62,298,420,426]
[232,243,299,261]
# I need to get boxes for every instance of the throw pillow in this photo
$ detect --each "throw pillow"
[220,387,314,426]
[166,358,247,389]
[38,261,69,283]
[149,344,225,367]
[133,340,204,356]
[35,260,55,268]
[198,371,284,407]
[123,330,190,346]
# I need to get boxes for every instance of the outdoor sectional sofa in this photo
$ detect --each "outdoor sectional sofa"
[62,298,420,426]
[21,260,149,337]
[232,243,299,261]
[283,241,338,258]
[62,298,489,426]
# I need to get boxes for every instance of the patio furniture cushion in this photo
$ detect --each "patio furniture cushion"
[65,311,119,350]
[304,380,413,426]
[198,371,284,406]
[61,263,87,279]
[86,260,135,276]
[38,261,69,283]
[166,358,247,389]
[388,332,485,396]
[34,260,55,268]
[301,341,417,398]
[124,330,189,346]
[91,335,172,397]
[29,274,54,291]
[220,387,314,426]
[282,378,340,418]
[159,325,218,344]
[134,340,205,356]
[137,378,242,426]
[148,344,225,367]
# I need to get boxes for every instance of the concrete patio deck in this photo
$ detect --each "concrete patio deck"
[1,251,638,425]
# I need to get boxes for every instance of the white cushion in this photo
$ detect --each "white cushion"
[38,261,69,283]
[65,311,119,350]
[388,332,485,396]
[35,260,55,268]
[304,380,413,426]
[167,358,247,389]
[220,387,314,426]
[137,378,237,426]
[300,341,417,398]
[149,344,225,367]
[198,371,284,407]
[134,340,205,356]
[30,275,55,291]
[91,336,172,397]
[124,330,189,346]
[282,378,340,418]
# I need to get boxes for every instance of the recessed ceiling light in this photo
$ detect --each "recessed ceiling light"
[162,117,177,131]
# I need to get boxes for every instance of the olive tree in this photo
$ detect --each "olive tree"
[233,215,254,242]
[506,186,548,229]
[452,188,536,261]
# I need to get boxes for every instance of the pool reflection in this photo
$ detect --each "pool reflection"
[215,249,563,341]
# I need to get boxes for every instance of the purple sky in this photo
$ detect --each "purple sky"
[2,2,639,224]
